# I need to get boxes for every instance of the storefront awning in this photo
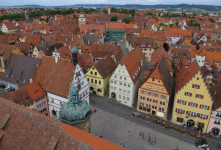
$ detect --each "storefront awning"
[157,111,164,118]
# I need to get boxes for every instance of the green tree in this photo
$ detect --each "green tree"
[209,18,215,23]
[15,18,20,21]
[122,16,131,24]
[103,9,108,14]
[74,14,76,19]
[169,24,174,27]
[39,18,44,21]
[147,12,153,15]
[95,9,100,13]
[0,31,5,35]
[111,15,118,22]
[160,23,165,26]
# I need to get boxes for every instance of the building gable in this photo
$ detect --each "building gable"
[86,66,103,79]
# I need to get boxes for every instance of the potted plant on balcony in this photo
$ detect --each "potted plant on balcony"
[169,124,173,129]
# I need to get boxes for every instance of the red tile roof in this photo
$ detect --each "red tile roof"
[34,56,76,98]
[120,46,145,84]
[176,60,199,93]
[0,98,127,150]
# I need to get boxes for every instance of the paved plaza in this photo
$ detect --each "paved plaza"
[91,108,197,150]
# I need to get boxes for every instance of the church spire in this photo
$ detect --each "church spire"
[71,44,78,65]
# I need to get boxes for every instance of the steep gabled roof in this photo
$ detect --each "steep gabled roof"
[94,54,117,79]
[120,46,145,84]
[176,59,199,93]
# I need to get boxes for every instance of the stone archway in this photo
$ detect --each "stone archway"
[52,110,57,116]
[111,92,116,98]
[187,119,195,128]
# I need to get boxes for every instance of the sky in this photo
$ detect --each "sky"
[1,0,221,6]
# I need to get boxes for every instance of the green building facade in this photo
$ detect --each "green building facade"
[106,29,125,39]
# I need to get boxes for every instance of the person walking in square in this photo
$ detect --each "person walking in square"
[142,132,144,139]
[154,137,156,143]
[149,136,150,142]
[140,132,141,136]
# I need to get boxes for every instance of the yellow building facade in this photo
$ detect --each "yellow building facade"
[172,71,213,132]
[86,66,111,97]
[26,101,36,110]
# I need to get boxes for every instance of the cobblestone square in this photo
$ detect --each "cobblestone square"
[91,108,197,150]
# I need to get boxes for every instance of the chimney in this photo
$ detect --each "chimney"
[79,35,80,38]
[69,44,71,50]
[66,37,68,42]
[99,43,101,49]
[72,36,73,41]
[55,55,58,63]
[91,24,92,29]
[88,41,89,45]
[29,78,33,83]
[104,56,106,60]
[0,54,5,73]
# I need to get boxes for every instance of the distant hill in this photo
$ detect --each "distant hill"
[7,4,221,12]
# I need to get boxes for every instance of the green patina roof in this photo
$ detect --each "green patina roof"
[71,45,78,53]
[58,85,92,124]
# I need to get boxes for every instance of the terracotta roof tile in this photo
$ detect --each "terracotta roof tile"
[176,59,199,93]
[94,54,117,79]
[34,56,76,98]
[120,46,145,84]
[0,98,127,150]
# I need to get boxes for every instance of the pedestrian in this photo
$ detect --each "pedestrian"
[149,136,150,142]
[143,132,145,139]
[154,137,156,143]
[151,140,153,144]
[148,132,150,137]
[140,132,141,136]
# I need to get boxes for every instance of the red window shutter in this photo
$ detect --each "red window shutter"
[175,108,177,112]
[177,99,179,103]
[198,85,200,89]
[197,113,200,117]
[206,115,208,119]
[196,103,198,107]
[185,92,187,95]
[188,102,190,106]
[183,110,185,114]
[192,84,194,88]
[186,111,188,114]
[185,101,186,105]
[200,105,202,108]
[202,95,204,99]
[190,93,192,97]
[196,94,198,98]
[207,106,210,110]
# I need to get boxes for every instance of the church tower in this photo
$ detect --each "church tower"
[108,4,111,14]
[71,44,78,65]
[25,12,29,20]
[56,85,92,133]
[78,11,86,28]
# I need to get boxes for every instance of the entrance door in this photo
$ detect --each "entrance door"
[52,110,57,116]
[212,127,220,136]
[93,91,96,94]
[111,92,116,98]
[187,119,195,128]
[152,111,155,116]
